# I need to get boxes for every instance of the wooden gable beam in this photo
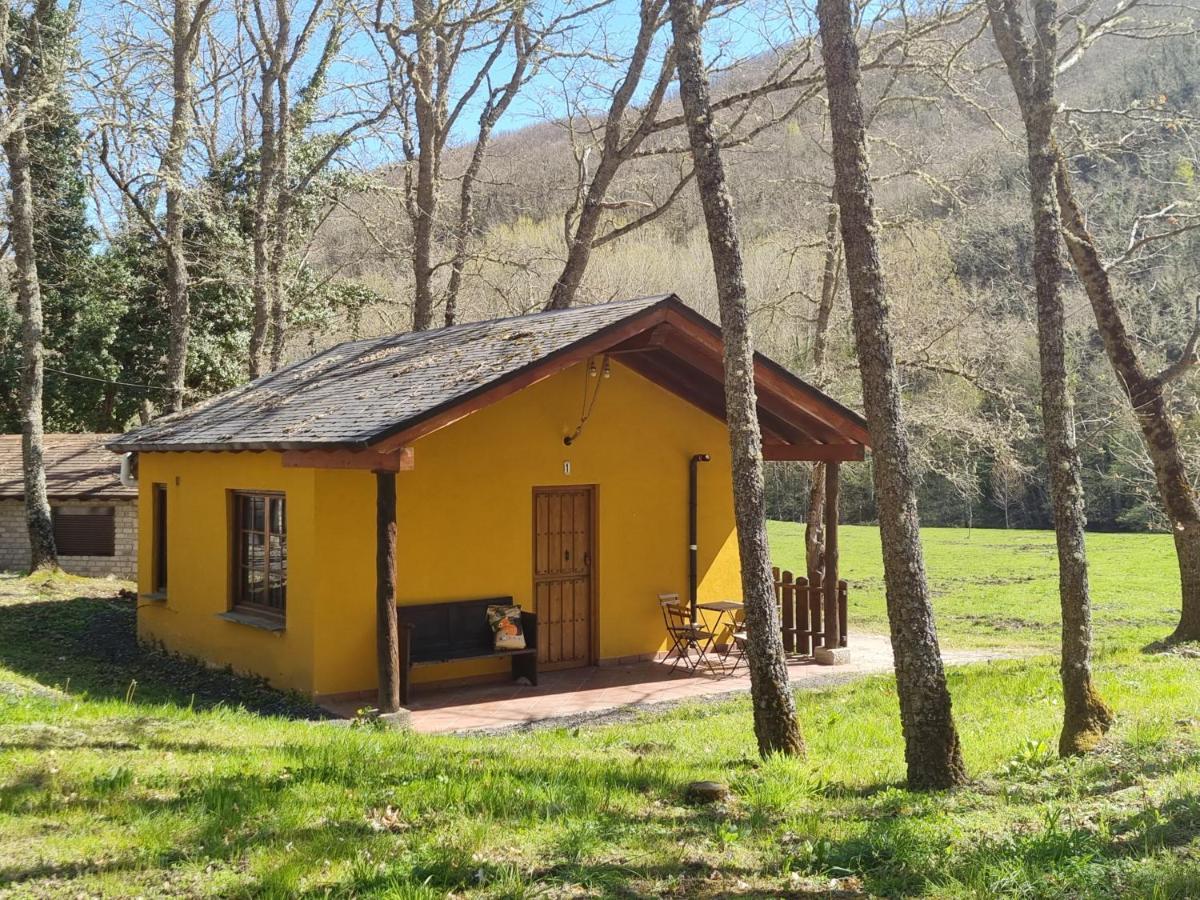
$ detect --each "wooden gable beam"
[762,443,865,462]
[607,324,672,354]
[282,447,414,472]
[653,327,850,445]
[620,353,800,446]
[662,307,872,445]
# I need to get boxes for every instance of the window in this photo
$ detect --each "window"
[232,492,287,619]
[52,506,115,557]
[152,484,168,593]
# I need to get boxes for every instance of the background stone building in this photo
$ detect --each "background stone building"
[0,434,136,579]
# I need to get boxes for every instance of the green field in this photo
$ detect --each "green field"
[1,526,1197,898]
[770,524,1181,649]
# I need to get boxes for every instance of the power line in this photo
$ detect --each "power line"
[31,367,177,393]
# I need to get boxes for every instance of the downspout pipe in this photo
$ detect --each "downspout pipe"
[689,453,711,622]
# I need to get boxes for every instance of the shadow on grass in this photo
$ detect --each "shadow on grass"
[0,593,323,718]
[0,734,757,895]
[1141,636,1200,656]
[784,746,1200,898]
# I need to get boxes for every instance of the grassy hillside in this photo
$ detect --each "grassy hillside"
[1,529,1198,898]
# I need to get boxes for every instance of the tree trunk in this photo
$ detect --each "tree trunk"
[5,125,57,570]
[667,0,803,757]
[444,139,484,328]
[805,464,826,584]
[267,40,293,370]
[986,0,1112,755]
[249,65,278,379]
[545,152,624,311]
[545,0,669,313]
[409,0,439,332]
[376,471,401,712]
[817,0,966,789]
[163,0,199,413]
[804,199,841,582]
[444,19,530,328]
[1055,156,1200,643]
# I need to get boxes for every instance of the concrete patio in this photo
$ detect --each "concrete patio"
[323,633,1013,734]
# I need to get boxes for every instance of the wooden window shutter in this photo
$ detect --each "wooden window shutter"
[52,506,116,557]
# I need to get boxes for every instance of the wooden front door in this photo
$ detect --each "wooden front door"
[533,486,595,670]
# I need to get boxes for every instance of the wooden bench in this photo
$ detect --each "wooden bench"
[396,596,538,705]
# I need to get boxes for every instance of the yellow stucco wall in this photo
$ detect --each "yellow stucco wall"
[136,359,743,698]
[136,452,320,693]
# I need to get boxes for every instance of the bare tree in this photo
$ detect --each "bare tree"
[374,0,567,329]
[94,0,214,413]
[544,0,828,311]
[818,0,967,788]
[1054,161,1200,642]
[667,0,804,757]
[986,0,1113,754]
[240,0,383,375]
[1,0,79,571]
[1042,21,1200,643]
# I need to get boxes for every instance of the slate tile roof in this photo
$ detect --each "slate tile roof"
[110,296,674,452]
[0,433,135,500]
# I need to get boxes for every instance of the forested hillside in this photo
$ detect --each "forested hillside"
[1,1,1196,531]
[310,29,1199,531]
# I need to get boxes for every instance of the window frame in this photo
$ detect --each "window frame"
[229,491,287,622]
[152,484,168,594]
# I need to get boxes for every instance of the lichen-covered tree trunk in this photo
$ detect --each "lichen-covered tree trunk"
[986,0,1112,755]
[409,0,440,332]
[544,154,622,311]
[1055,157,1200,644]
[804,200,841,582]
[817,0,966,789]
[249,66,278,379]
[163,0,205,412]
[805,465,826,584]
[267,61,293,369]
[667,0,803,757]
[5,125,58,570]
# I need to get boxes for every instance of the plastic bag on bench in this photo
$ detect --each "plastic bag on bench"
[487,604,526,651]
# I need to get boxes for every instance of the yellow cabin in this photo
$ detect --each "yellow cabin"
[109,296,869,709]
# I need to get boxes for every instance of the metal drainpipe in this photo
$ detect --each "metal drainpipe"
[689,453,711,622]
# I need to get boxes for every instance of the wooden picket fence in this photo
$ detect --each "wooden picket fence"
[771,566,848,655]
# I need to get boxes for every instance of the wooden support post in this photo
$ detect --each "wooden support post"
[823,461,840,649]
[376,470,401,713]
[809,578,822,656]
[796,576,812,656]
[838,579,849,647]
[780,569,795,653]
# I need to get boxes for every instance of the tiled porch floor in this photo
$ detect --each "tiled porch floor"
[325,633,1012,734]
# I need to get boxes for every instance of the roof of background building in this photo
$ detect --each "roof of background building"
[0,434,135,500]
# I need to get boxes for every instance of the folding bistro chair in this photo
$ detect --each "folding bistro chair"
[658,593,718,674]
[728,628,749,676]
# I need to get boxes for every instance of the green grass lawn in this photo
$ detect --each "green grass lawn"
[1,528,1198,898]
[769,524,1182,649]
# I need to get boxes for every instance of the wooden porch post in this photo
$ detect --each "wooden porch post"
[823,461,840,649]
[376,470,401,713]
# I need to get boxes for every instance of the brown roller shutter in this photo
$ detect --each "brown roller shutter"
[52,506,116,557]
